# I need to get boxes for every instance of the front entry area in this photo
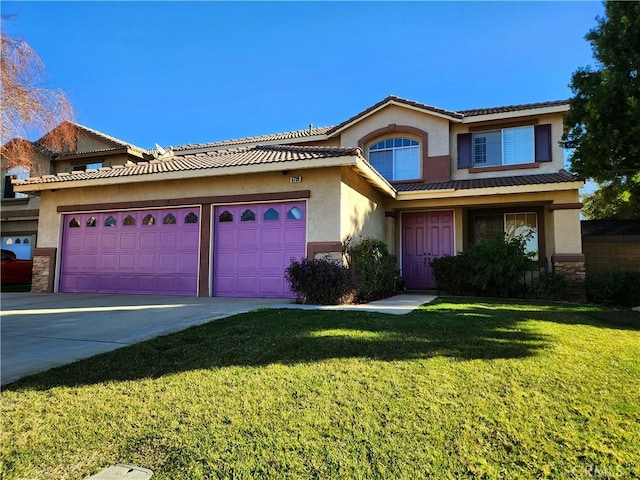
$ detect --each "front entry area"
[402,210,454,289]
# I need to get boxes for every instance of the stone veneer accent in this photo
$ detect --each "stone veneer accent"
[31,248,56,293]
[552,255,586,303]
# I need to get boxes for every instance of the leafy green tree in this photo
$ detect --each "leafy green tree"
[582,179,640,219]
[563,1,640,218]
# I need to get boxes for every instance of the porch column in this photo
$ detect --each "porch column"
[385,211,397,257]
[31,247,56,293]
[550,206,586,302]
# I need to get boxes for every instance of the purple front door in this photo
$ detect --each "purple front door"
[402,211,454,289]
[213,202,306,298]
[60,208,200,295]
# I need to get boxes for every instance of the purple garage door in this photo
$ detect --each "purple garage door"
[60,208,200,295]
[214,202,306,298]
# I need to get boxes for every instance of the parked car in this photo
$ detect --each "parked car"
[1,249,33,285]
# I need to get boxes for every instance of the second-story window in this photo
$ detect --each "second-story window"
[368,137,420,181]
[473,126,534,166]
[2,166,30,199]
[72,162,102,171]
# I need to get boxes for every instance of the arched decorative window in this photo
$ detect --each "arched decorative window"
[86,217,97,227]
[185,212,198,224]
[5,238,12,244]
[23,238,29,244]
[143,214,155,226]
[69,218,80,228]
[241,209,256,222]
[104,216,117,227]
[219,211,233,222]
[123,215,136,226]
[368,137,420,181]
[287,207,304,220]
[163,213,177,225]
[263,208,279,221]
[15,238,21,244]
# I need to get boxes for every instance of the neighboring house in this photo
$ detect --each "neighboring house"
[582,219,640,276]
[12,96,586,300]
[1,122,151,261]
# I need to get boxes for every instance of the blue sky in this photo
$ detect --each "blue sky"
[4,1,604,149]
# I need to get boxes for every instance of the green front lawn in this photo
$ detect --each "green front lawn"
[2,299,639,479]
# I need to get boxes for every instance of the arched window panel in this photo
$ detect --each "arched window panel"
[219,211,233,222]
[69,218,80,228]
[104,216,117,227]
[163,213,177,225]
[143,214,156,226]
[15,238,21,244]
[5,238,13,244]
[263,208,279,221]
[241,209,256,222]
[287,207,304,220]
[86,217,97,227]
[123,215,136,226]
[23,238,29,244]
[368,137,420,181]
[185,212,198,224]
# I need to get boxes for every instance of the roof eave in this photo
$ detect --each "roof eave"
[13,155,363,193]
[461,104,570,123]
[328,99,462,138]
[396,180,585,201]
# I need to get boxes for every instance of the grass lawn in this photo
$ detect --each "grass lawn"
[2,298,639,479]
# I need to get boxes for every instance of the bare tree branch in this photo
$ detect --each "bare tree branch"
[1,19,75,171]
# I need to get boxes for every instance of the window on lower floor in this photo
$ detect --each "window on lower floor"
[473,126,534,166]
[368,137,420,181]
[473,212,538,260]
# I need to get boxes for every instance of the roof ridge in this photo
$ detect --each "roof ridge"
[170,125,335,152]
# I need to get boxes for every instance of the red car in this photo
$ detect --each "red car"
[1,249,33,285]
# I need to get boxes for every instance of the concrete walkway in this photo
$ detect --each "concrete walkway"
[1,292,435,385]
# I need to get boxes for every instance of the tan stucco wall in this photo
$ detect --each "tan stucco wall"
[339,167,386,242]
[338,105,450,157]
[76,134,117,153]
[36,168,345,249]
[53,153,134,173]
[450,112,567,181]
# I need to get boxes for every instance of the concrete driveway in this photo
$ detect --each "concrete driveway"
[1,292,286,386]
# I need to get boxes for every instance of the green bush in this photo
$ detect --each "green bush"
[431,235,537,298]
[530,271,568,301]
[430,254,473,295]
[285,257,352,305]
[586,270,640,307]
[346,237,401,303]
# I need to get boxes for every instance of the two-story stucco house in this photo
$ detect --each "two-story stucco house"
[12,96,585,299]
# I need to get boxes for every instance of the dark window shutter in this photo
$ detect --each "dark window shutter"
[3,175,15,199]
[534,124,552,162]
[457,133,472,169]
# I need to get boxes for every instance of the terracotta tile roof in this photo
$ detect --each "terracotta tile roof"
[458,100,569,117]
[15,145,363,186]
[395,170,580,192]
[171,126,334,152]
[327,95,463,135]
